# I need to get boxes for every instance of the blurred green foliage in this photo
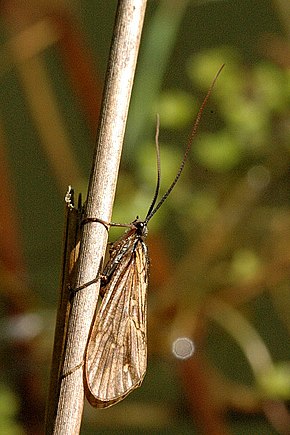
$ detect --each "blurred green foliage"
[0,385,23,435]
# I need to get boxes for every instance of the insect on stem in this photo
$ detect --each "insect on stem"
[84,65,224,408]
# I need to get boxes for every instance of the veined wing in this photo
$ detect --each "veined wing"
[85,235,148,408]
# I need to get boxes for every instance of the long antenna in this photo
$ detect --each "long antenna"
[145,64,224,224]
[145,114,161,220]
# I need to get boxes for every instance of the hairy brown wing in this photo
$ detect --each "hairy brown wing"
[85,237,148,408]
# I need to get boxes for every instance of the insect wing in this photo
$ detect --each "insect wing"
[85,230,148,408]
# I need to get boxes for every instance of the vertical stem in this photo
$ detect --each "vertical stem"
[46,1,147,433]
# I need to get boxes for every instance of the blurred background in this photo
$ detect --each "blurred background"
[0,0,290,434]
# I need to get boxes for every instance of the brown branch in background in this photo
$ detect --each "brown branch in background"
[1,3,104,187]
[45,1,148,433]
[0,124,43,435]
[51,12,103,135]
[179,355,232,435]
[0,125,27,288]
[1,1,83,191]
[263,400,290,435]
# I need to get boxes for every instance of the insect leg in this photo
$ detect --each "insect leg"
[69,256,104,300]
[82,217,134,230]
[61,361,84,379]
[82,217,111,231]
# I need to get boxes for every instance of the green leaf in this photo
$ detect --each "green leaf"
[194,131,241,171]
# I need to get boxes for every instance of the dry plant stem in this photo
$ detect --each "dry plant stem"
[45,189,80,432]
[47,1,148,434]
